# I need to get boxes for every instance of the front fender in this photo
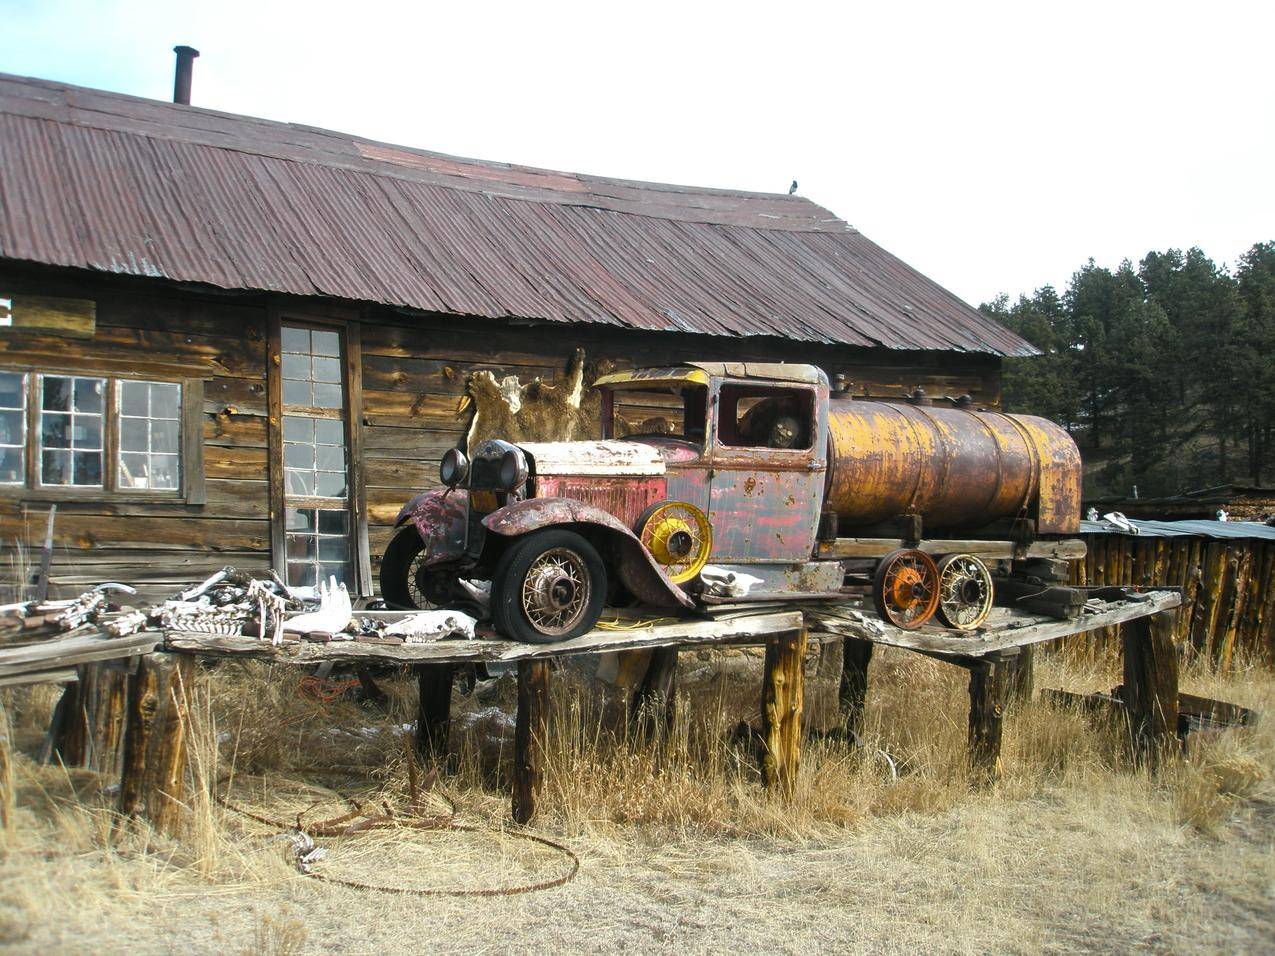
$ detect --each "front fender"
[395,489,469,567]
[482,498,695,610]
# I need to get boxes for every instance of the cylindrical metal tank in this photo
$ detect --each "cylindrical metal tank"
[825,400,1081,534]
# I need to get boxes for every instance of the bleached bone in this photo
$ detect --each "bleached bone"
[178,569,229,601]
[93,583,137,595]
[383,609,477,643]
[700,566,766,598]
[104,609,148,637]
[457,578,491,611]
[282,577,351,637]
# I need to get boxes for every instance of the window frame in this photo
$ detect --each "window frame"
[267,310,370,596]
[0,364,205,503]
[713,382,817,453]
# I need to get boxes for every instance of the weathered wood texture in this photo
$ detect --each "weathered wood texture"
[166,609,807,665]
[414,663,454,762]
[968,657,1011,782]
[0,274,272,603]
[1120,609,1180,769]
[1070,534,1275,664]
[631,646,678,740]
[117,653,195,835]
[760,629,807,795]
[513,658,549,825]
[838,637,873,740]
[806,591,1181,661]
[51,663,129,775]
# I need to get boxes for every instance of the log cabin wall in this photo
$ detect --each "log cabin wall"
[0,265,1002,602]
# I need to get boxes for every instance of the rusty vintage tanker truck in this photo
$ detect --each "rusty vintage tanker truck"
[381,363,1082,642]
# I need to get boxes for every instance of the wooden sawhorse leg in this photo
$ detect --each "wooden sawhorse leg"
[513,658,550,825]
[414,663,455,763]
[1121,608,1179,770]
[760,629,807,795]
[839,637,874,742]
[967,651,1014,784]
[117,653,195,835]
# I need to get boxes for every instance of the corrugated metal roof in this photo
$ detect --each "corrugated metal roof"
[1081,518,1275,541]
[0,73,1036,355]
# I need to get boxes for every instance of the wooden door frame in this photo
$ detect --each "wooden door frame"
[266,304,372,596]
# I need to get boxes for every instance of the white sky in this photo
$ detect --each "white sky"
[2,0,1272,306]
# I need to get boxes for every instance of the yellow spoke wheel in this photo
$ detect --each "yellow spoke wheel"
[935,553,994,630]
[636,501,713,584]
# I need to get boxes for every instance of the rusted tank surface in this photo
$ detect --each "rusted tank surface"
[825,400,1081,534]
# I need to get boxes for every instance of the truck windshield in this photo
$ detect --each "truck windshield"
[604,384,707,444]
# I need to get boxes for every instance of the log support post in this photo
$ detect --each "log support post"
[760,628,807,795]
[631,646,678,742]
[1007,644,1035,708]
[1121,609,1180,770]
[513,659,550,825]
[50,663,130,774]
[838,637,874,742]
[117,653,195,835]
[967,653,1012,784]
[414,663,454,763]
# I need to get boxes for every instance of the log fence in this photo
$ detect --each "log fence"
[1070,531,1275,665]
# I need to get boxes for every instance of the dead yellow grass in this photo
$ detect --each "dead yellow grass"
[0,645,1271,954]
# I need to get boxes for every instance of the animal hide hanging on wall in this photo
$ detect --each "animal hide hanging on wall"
[458,348,602,450]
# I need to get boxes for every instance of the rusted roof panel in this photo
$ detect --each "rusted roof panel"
[0,73,1036,356]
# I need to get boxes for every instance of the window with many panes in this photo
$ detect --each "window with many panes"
[0,368,192,495]
[279,325,353,589]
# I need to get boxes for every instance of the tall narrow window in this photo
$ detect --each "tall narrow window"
[280,325,352,589]
[0,371,25,484]
[40,375,104,487]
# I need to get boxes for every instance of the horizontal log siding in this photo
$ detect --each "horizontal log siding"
[0,273,272,601]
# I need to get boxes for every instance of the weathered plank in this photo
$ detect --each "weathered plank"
[0,632,162,678]
[817,537,1087,561]
[164,609,806,665]
[806,591,1182,661]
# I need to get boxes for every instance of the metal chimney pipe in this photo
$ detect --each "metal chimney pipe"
[172,45,200,105]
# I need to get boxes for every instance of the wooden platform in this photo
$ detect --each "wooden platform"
[21,588,1187,832]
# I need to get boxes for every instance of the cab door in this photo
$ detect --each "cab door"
[706,380,827,563]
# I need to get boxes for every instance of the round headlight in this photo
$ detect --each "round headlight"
[499,448,528,490]
[439,448,469,487]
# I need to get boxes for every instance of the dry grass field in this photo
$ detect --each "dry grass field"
[0,644,1271,955]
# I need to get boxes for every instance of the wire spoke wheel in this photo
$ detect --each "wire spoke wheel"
[519,547,592,637]
[872,548,940,629]
[406,549,436,609]
[936,553,994,630]
[636,501,713,584]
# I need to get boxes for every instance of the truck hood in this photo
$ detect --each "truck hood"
[518,440,665,477]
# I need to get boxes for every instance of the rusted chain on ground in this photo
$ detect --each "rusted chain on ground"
[214,775,579,897]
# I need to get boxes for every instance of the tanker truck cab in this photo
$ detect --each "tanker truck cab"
[597,362,836,598]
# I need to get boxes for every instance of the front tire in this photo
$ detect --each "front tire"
[491,530,606,643]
